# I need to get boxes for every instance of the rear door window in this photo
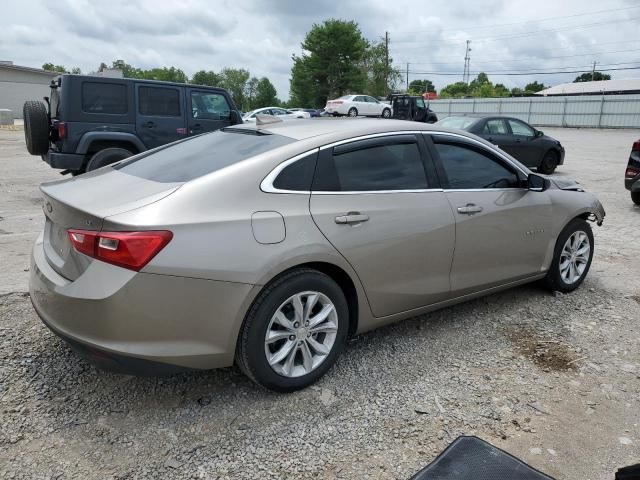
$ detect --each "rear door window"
[114,130,294,183]
[82,82,127,114]
[190,91,230,119]
[138,86,181,117]
[483,119,508,134]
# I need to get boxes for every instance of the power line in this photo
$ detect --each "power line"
[397,65,640,76]
[392,5,640,36]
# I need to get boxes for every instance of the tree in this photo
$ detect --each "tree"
[290,19,367,107]
[510,87,524,96]
[362,38,401,97]
[494,83,510,97]
[220,68,250,110]
[439,82,470,98]
[70,67,82,75]
[42,63,68,73]
[245,77,260,110]
[408,79,435,95]
[111,60,143,78]
[524,81,546,93]
[574,71,611,82]
[142,66,187,83]
[191,70,222,87]
[253,77,279,108]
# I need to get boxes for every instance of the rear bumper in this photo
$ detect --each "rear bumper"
[625,176,639,192]
[46,151,84,170]
[29,235,258,373]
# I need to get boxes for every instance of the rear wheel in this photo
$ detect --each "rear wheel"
[347,107,358,117]
[236,269,349,392]
[23,101,49,155]
[543,218,594,293]
[538,150,558,174]
[381,108,391,118]
[631,191,640,205]
[86,147,133,171]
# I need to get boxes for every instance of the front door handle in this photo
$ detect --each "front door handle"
[335,213,370,225]
[192,123,202,130]
[457,204,483,215]
[143,121,155,128]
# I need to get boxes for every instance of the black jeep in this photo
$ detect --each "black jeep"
[389,94,438,123]
[23,75,242,174]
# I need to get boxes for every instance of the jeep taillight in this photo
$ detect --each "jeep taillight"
[625,166,640,179]
[57,122,67,140]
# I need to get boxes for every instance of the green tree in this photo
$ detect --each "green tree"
[70,67,82,75]
[510,87,524,96]
[42,63,68,73]
[191,70,222,87]
[362,38,401,97]
[574,71,611,82]
[142,66,187,83]
[290,19,367,107]
[524,81,546,93]
[220,68,250,110]
[253,77,279,108]
[408,79,435,95]
[111,59,143,78]
[439,81,470,98]
[494,83,510,97]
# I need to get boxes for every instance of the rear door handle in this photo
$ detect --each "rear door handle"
[335,213,370,225]
[192,123,202,130]
[143,121,155,128]
[457,204,483,215]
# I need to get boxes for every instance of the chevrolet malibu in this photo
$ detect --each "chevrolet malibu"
[30,119,605,392]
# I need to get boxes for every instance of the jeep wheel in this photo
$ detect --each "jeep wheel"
[86,147,133,171]
[23,101,49,156]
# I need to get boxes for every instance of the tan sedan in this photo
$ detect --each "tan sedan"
[30,119,605,391]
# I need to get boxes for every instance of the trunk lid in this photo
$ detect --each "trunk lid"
[40,167,180,280]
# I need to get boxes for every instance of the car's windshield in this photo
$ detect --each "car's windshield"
[113,130,294,183]
[437,116,477,130]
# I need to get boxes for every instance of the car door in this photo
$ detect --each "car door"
[187,88,233,135]
[366,96,383,116]
[135,84,186,148]
[475,118,513,151]
[352,96,368,115]
[428,134,554,297]
[309,134,456,317]
[505,118,542,167]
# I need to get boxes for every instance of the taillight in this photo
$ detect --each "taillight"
[625,166,640,179]
[333,100,344,104]
[68,229,173,271]
[57,121,67,140]
[632,140,640,151]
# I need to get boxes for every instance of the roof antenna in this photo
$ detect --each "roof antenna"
[255,114,283,127]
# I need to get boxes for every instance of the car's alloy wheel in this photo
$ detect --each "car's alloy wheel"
[381,108,391,118]
[236,268,348,392]
[348,107,358,117]
[264,291,338,378]
[559,231,590,285]
[538,151,558,174]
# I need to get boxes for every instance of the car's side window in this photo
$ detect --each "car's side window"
[190,91,230,120]
[138,86,181,117]
[433,140,520,190]
[82,82,128,114]
[508,119,535,137]
[313,139,429,192]
[272,152,318,191]
[483,119,507,135]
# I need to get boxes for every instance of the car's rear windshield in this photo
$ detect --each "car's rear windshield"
[437,116,477,130]
[113,130,294,183]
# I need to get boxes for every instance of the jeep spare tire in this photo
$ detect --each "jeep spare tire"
[23,101,49,155]
[86,147,133,171]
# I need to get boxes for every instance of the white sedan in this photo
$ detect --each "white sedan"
[243,107,310,123]
[324,95,392,118]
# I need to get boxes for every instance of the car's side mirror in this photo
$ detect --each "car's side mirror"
[229,110,242,125]
[535,129,544,137]
[527,173,551,191]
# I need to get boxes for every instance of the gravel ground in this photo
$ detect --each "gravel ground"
[1,128,639,479]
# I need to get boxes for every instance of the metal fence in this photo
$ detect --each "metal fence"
[428,94,640,128]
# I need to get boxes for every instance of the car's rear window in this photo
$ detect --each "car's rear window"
[113,130,294,183]
[437,116,477,130]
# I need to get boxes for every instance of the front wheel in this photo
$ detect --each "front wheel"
[631,191,640,205]
[543,218,594,293]
[538,151,558,175]
[235,269,349,392]
[381,108,391,118]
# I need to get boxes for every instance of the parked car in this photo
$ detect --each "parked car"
[625,139,640,205]
[289,108,321,118]
[22,74,242,175]
[243,107,310,122]
[436,115,564,174]
[389,95,438,123]
[324,95,392,118]
[30,119,604,392]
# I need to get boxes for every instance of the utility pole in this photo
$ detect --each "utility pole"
[385,31,389,95]
[591,61,597,81]
[406,62,409,92]
[463,40,472,85]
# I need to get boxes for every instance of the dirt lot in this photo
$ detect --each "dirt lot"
[1,127,639,479]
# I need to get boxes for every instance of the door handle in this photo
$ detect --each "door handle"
[457,204,483,215]
[192,123,202,130]
[143,121,155,128]
[335,213,370,225]
[487,136,494,142]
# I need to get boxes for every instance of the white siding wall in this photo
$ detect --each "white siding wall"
[0,68,57,119]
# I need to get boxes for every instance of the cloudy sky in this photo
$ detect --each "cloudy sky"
[4,0,639,100]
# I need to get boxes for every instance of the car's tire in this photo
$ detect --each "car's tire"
[543,218,594,293]
[23,101,49,156]
[347,107,358,117]
[236,268,349,392]
[381,108,391,118]
[332,112,340,117]
[86,147,133,171]
[631,191,640,205]
[538,150,558,175]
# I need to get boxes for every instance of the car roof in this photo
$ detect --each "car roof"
[443,114,525,122]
